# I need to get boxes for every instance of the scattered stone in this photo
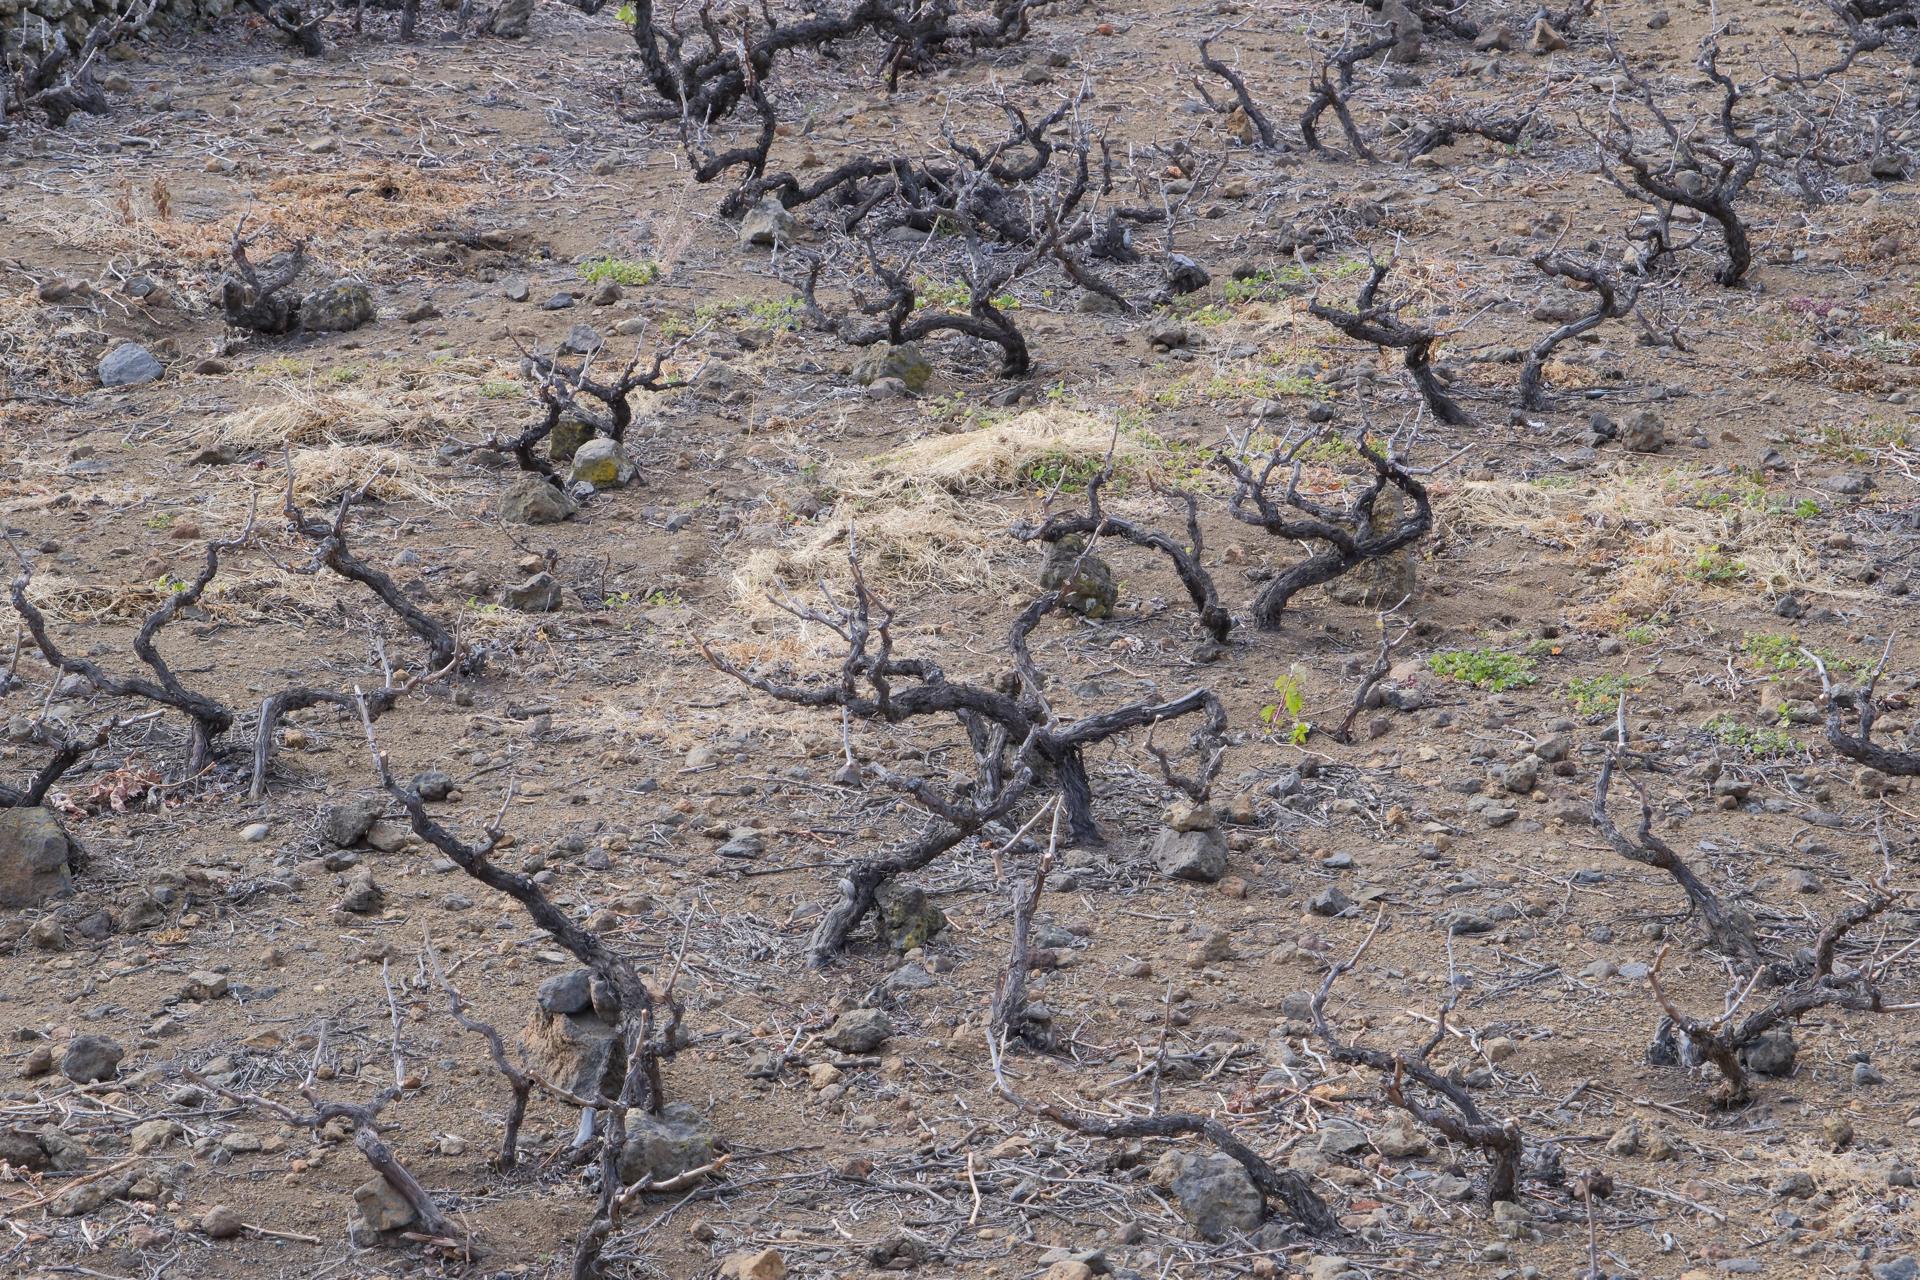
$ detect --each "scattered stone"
[1164,1151,1263,1241]
[505,573,564,612]
[1151,826,1229,883]
[99,342,163,387]
[1308,886,1353,917]
[0,806,75,906]
[60,1035,124,1084]
[300,280,375,332]
[413,769,456,802]
[1743,1029,1796,1077]
[1606,1120,1641,1156]
[715,829,763,859]
[617,1102,716,1185]
[130,1119,181,1153]
[337,867,384,914]
[1824,1115,1854,1150]
[1527,16,1568,53]
[322,797,383,847]
[738,198,797,247]
[199,1204,244,1239]
[1372,1112,1428,1158]
[538,969,594,1016]
[1621,410,1666,453]
[874,882,947,951]
[719,1249,786,1280]
[570,438,636,489]
[850,342,933,392]
[352,1176,417,1233]
[823,1008,893,1053]
[181,970,229,1001]
[1039,534,1118,618]
[1873,1257,1919,1280]
[499,477,578,525]
[241,822,271,843]
[502,276,530,302]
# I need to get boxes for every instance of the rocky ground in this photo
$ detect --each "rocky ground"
[2,2,1919,1280]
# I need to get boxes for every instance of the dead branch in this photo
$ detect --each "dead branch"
[1010,471,1232,643]
[357,699,685,1280]
[1220,427,1432,631]
[3,0,155,126]
[0,718,114,808]
[10,508,255,777]
[1597,39,1766,286]
[990,798,1061,1048]
[1309,261,1471,424]
[1592,744,1763,966]
[355,1128,458,1240]
[1331,611,1412,744]
[1519,252,1641,409]
[1644,881,1904,1105]
[429,948,534,1171]
[1300,32,1394,160]
[1310,913,1524,1202]
[1809,639,1920,776]
[1196,28,1280,149]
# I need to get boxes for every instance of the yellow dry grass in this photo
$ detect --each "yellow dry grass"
[284,445,447,506]
[1447,465,1837,630]
[731,407,1159,610]
[209,385,449,450]
[844,406,1146,500]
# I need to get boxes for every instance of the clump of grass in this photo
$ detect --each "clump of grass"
[1429,649,1538,692]
[1739,632,1870,679]
[1704,714,1801,759]
[580,256,659,287]
[1567,673,1641,716]
[1687,547,1748,584]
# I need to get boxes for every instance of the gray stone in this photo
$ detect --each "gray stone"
[738,197,797,247]
[715,830,763,859]
[1167,1151,1263,1241]
[485,0,533,38]
[1621,410,1665,453]
[538,969,593,1016]
[337,867,383,914]
[1743,1029,1796,1077]
[300,281,375,332]
[499,477,577,525]
[874,882,946,951]
[1150,826,1228,883]
[505,572,563,612]
[823,1008,892,1053]
[1309,886,1354,916]
[0,807,74,907]
[352,1176,417,1233]
[322,797,383,847]
[60,1035,123,1084]
[617,1101,715,1185]
[569,438,635,489]
[1039,534,1117,618]
[850,342,933,392]
[503,276,530,302]
[412,769,455,802]
[1872,1257,1918,1280]
[98,342,163,387]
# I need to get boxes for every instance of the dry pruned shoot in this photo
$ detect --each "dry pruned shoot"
[1643,877,1912,1105]
[0,718,116,808]
[357,700,685,1280]
[1195,26,1280,150]
[1808,636,1920,776]
[1597,38,1766,286]
[1592,728,1764,968]
[1310,912,1525,1203]
[1309,260,1471,424]
[1219,427,1433,631]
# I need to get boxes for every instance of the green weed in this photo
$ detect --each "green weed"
[1429,649,1538,692]
[580,257,659,287]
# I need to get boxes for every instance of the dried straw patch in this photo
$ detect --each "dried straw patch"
[209,386,449,450]
[1447,467,1839,629]
[841,407,1148,501]
[732,408,1161,609]
[283,445,447,506]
